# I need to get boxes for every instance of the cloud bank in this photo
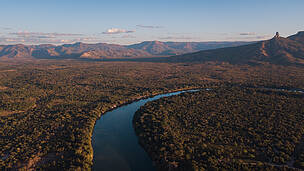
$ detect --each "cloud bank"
[10,31,83,38]
[0,31,98,44]
[239,32,256,36]
[1,27,13,30]
[159,36,194,40]
[136,25,163,29]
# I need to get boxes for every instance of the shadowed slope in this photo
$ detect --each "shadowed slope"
[168,32,304,65]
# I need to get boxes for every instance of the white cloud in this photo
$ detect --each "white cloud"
[102,28,135,34]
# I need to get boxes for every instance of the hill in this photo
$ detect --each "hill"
[0,42,150,60]
[288,31,304,45]
[168,32,304,65]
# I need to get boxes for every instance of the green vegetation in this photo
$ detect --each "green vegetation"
[0,60,304,170]
[0,61,208,170]
[134,85,304,170]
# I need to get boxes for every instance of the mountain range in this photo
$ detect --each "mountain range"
[168,31,304,65]
[0,41,251,60]
[1,31,304,66]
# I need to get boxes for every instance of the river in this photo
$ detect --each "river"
[91,87,303,170]
[92,90,198,171]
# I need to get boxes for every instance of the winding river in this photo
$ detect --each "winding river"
[92,90,198,171]
[91,87,303,170]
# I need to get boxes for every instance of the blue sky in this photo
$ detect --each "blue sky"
[0,0,303,45]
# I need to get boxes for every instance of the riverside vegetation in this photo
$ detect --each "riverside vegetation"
[0,60,304,170]
[133,85,304,170]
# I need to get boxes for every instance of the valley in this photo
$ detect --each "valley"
[2,1,304,170]
[0,32,304,170]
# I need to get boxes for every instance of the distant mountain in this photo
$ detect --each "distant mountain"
[127,41,251,56]
[0,41,252,60]
[32,42,150,59]
[168,32,304,65]
[127,41,176,55]
[0,44,34,58]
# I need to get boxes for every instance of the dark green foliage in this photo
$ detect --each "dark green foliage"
[0,61,207,170]
[134,86,304,170]
[0,60,304,170]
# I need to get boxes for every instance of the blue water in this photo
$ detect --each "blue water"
[92,90,197,171]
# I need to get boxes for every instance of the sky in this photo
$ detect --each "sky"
[0,0,303,45]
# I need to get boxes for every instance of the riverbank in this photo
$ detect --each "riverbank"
[87,86,209,169]
[2,61,304,170]
[10,84,303,170]
[91,89,200,170]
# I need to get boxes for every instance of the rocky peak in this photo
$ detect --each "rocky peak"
[274,32,280,38]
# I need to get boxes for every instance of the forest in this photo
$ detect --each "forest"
[134,85,304,170]
[0,60,304,170]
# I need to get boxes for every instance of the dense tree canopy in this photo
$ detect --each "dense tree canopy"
[0,60,304,170]
[134,86,304,170]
